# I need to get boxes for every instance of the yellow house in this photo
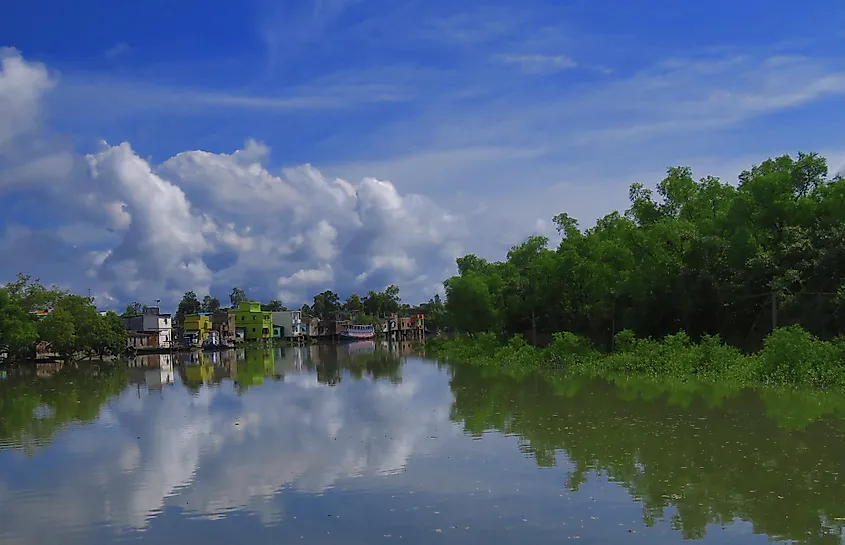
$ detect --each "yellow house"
[183,314,213,345]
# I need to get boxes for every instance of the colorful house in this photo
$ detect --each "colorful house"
[385,313,425,340]
[183,313,213,346]
[122,307,173,348]
[272,310,303,341]
[211,310,236,344]
[231,301,272,341]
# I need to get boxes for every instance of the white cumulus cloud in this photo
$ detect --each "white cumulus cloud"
[0,51,465,308]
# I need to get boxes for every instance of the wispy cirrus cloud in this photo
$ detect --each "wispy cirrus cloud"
[104,42,130,60]
[491,53,578,74]
[418,9,523,44]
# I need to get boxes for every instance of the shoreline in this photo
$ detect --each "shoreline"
[424,326,845,389]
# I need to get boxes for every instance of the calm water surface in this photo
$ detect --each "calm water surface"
[1,342,845,544]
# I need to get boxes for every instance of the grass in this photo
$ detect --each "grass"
[425,326,845,388]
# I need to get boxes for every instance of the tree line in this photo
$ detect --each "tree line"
[166,284,447,330]
[0,274,126,363]
[442,152,845,350]
[9,151,836,363]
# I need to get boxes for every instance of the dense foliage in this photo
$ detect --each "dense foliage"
[0,275,126,363]
[442,152,845,349]
[429,325,845,387]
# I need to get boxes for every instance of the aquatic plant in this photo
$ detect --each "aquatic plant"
[428,325,845,387]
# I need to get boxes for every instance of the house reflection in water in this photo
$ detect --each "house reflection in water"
[127,354,175,394]
[272,345,306,377]
[179,351,237,390]
[176,348,280,392]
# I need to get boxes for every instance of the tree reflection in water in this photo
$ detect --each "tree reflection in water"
[448,365,845,544]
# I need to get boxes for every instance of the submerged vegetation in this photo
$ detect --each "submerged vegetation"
[429,326,845,387]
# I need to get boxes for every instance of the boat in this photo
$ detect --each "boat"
[346,340,376,355]
[339,323,375,340]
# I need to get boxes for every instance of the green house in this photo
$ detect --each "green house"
[232,301,272,341]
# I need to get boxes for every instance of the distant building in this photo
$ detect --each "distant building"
[183,314,213,346]
[272,310,303,340]
[122,307,172,348]
[211,310,236,344]
[385,313,425,340]
[127,331,159,349]
[231,301,272,341]
[304,315,323,338]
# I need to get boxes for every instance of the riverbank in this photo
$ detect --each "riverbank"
[425,326,845,388]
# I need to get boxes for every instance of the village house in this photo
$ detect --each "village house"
[231,301,272,341]
[304,315,323,340]
[122,307,173,348]
[127,331,159,349]
[183,313,213,346]
[211,309,236,345]
[384,313,425,340]
[272,310,304,343]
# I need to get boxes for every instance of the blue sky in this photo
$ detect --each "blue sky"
[0,0,843,308]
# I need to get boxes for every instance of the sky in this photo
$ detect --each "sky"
[1,0,843,310]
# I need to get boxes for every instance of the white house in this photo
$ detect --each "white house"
[271,310,302,339]
[122,307,173,348]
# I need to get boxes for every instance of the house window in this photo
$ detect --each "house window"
[252,328,256,333]
[253,315,256,320]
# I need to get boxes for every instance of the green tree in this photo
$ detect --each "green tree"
[344,293,363,313]
[419,294,446,333]
[54,294,102,358]
[121,302,143,318]
[3,273,63,313]
[201,295,221,313]
[383,285,401,314]
[229,287,248,307]
[362,290,381,315]
[441,152,845,348]
[444,272,498,335]
[312,290,340,320]
[37,308,76,359]
[0,287,39,362]
[360,286,402,317]
[262,300,287,311]
[176,291,202,329]
[90,312,127,358]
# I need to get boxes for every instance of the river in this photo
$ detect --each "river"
[1,342,844,544]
